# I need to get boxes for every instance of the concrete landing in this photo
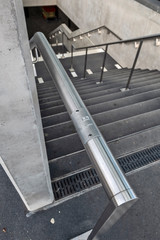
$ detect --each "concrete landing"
[1,160,160,239]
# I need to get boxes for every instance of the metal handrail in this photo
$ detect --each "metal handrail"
[71,33,160,88]
[49,24,121,42]
[30,32,137,240]
[73,33,160,49]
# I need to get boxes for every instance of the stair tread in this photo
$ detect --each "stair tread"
[35,54,160,196]
[42,87,160,127]
[39,80,160,110]
[37,71,160,103]
[41,86,160,118]
[37,69,159,96]
[37,71,160,99]
[46,109,160,160]
[49,125,160,179]
[44,97,160,140]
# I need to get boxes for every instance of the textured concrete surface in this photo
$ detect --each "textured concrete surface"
[1,159,160,240]
[0,165,108,240]
[57,0,160,70]
[0,0,53,211]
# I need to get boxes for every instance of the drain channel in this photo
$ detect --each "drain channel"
[52,168,100,200]
[118,144,160,173]
[52,144,160,200]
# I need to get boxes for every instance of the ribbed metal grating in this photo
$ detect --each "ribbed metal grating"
[118,144,160,173]
[52,144,160,200]
[52,168,100,200]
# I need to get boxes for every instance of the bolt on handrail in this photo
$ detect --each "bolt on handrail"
[71,33,160,89]
[30,32,137,240]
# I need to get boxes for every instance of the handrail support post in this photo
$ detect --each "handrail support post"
[32,47,39,63]
[82,48,88,79]
[125,40,143,90]
[61,32,65,59]
[97,45,108,84]
[70,45,74,72]
[56,34,58,46]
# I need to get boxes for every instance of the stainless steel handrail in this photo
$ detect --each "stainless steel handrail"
[30,32,137,240]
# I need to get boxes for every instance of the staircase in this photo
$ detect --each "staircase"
[33,43,160,239]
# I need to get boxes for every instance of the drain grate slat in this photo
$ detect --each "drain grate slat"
[52,144,160,200]
[118,144,160,173]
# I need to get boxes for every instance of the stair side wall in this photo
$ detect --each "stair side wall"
[0,0,54,211]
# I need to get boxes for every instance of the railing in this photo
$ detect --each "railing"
[30,32,137,240]
[49,24,121,41]
[71,33,160,90]
[49,24,121,57]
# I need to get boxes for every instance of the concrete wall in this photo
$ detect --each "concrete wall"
[23,0,57,7]
[0,0,54,211]
[57,0,160,70]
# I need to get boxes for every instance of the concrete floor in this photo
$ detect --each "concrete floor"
[0,165,108,240]
[1,159,160,240]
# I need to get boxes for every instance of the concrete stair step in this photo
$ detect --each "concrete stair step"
[71,68,148,82]
[52,45,68,54]
[38,72,160,104]
[36,68,151,93]
[41,86,160,117]
[36,68,146,94]
[72,69,157,88]
[39,81,160,110]
[46,109,160,160]
[37,69,157,98]
[60,52,117,75]
[42,87,160,127]
[49,125,160,179]
[44,97,160,140]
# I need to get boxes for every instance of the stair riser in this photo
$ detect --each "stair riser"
[49,126,160,180]
[37,69,146,94]
[41,86,160,117]
[46,110,160,160]
[44,98,160,140]
[72,70,157,88]
[37,71,159,99]
[39,81,160,110]
[42,87,160,127]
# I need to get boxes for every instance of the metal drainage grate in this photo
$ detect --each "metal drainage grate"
[118,144,160,173]
[52,168,100,200]
[52,144,160,200]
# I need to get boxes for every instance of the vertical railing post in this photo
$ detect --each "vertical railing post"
[70,45,74,71]
[98,45,108,84]
[83,48,88,79]
[61,32,65,59]
[125,40,143,90]
[32,47,39,63]
[56,33,58,46]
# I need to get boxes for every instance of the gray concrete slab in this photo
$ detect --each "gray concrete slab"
[0,0,53,211]
[1,157,160,239]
